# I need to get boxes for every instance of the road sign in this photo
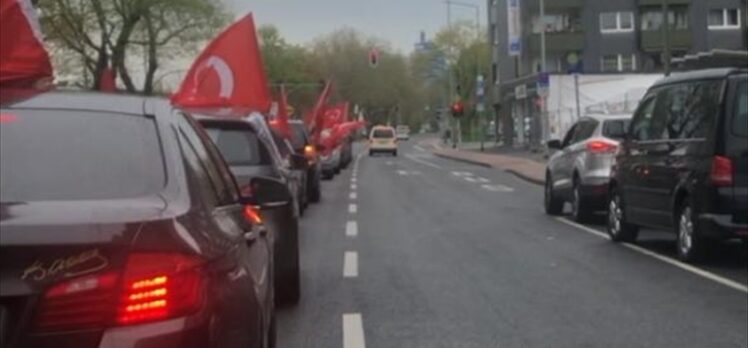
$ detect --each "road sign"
[507,0,522,56]
[476,75,485,98]
[537,72,549,97]
[515,84,527,100]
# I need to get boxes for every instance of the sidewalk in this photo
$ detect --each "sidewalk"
[422,139,546,186]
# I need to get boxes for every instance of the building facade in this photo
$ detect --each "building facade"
[487,0,748,146]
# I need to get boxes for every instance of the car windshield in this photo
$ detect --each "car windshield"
[372,129,394,138]
[205,126,270,166]
[0,109,165,202]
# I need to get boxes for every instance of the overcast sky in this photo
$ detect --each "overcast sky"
[224,0,484,54]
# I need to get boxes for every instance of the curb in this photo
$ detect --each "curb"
[432,152,492,168]
[432,151,545,186]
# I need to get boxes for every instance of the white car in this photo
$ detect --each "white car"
[369,126,398,156]
[395,125,410,140]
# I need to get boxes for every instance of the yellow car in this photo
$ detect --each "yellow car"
[368,126,398,156]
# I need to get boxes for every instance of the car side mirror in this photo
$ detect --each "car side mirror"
[290,154,309,170]
[241,176,291,209]
[547,139,562,150]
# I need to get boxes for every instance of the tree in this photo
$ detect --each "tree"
[37,0,228,94]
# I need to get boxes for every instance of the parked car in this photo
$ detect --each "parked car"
[289,120,322,203]
[396,125,410,141]
[197,115,306,305]
[0,91,278,348]
[339,135,354,169]
[269,129,309,214]
[607,68,748,262]
[320,146,342,180]
[369,125,398,156]
[545,114,631,222]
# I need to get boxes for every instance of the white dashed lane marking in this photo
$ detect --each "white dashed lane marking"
[349,204,358,214]
[343,251,358,277]
[481,184,515,192]
[346,221,358,237]
[342,313,366,348]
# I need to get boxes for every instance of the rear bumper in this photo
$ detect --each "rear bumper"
[579,177,611,209]
[25,315,209,348]
[698,213,748,239]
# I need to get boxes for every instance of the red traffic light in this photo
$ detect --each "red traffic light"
[450,102,464,118]
[369,48,379,68]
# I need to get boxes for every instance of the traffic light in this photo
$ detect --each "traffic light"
[369,49,379,68]
[450,102,464,118]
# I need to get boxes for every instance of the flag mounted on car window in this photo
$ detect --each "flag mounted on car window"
[0,0,53,88]
[172,13,271,116]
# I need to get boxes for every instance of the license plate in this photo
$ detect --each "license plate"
[377,140,390,145]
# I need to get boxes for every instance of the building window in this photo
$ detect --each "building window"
[532,13,582,33]
[600,12,634,33]
[708,9,741,29]
[601,54,637,72]
[641,6,689,31]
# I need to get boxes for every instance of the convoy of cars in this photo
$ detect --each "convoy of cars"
[0,88,362,348]
[545,68,748,263]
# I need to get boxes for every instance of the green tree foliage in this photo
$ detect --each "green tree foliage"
[37,0,228,94]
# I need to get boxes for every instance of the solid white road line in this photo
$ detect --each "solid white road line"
[346,221,358,237]
[481,184,515,192]
[404,154,442,169]
[555,217,748,293]
[342,313,366,348]
[343,251,358,277]
[350,192,357,200]
[349,204,358,214]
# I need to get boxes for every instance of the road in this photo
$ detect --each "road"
[277,137,748,348]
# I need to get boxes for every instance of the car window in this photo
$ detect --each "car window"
[372,129,394,138]
[0,109,165,202]
[178,130,219,207]
[660,80,722,140]
[603,119,631,139]
[205,126,272,166]
[561,124,578,148]
[630,93,659,141]
[178,114,235,206]
[732,77,747,137]
[572,120,598,143]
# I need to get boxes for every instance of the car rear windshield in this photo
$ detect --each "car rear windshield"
[372,129,394,138]
[732,78,747,137]
[290,123,307,149]
[603,119,631,139]
[205,126,271,166]
[0,109,165,202]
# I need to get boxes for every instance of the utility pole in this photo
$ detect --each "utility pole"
[662,0,671,76]
[539,0,549,146]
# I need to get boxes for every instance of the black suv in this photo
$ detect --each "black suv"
[608,68,748,262]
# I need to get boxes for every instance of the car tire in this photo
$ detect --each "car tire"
[544,172,563,215]
[676,201,709,263]
[276,223,301,306]
[393,150,398,157]
[571,178,593,223]
[607,188,639,243]
[369,150,374,157]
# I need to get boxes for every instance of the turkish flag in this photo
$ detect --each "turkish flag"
[172,13,271,116]
[306,80,332,143]
[320,120,364,153]
[0,0,53,88]
[270,84,293,139]
[322,102,348,129]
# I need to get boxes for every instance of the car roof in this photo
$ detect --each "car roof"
[651,68,748,88]
[1,90,149,115]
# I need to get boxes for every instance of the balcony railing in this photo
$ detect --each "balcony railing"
[528,31,585,53]
[640,29,692,51]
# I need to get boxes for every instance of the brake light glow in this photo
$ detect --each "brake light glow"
[586,140,618,154]
[35,253,205,332]
[243,205,263,224]
[304,145,317,162]
[0,113,17,123]
[710,155,733,187]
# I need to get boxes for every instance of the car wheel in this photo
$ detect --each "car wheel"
[334,166,341,175]
[393,150,398,157]
[676,202,708,262]
[571,178,592,223]
[309,183,321,203]
[544,172,563,215]
[276,221,301,306]
[369,150,374,156]
[607,189,639,243]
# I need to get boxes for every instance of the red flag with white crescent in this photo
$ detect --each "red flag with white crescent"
[270,84,293,139]
[171,13,271,116]
[0,0,53,88]
[307,80,332,143]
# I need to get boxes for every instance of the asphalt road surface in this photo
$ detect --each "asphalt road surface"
[277,137,748,348]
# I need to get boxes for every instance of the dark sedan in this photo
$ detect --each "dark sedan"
[0,91,279,348]
[197,115,304,305]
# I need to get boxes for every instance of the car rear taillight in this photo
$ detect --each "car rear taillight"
[710,155,733,187]
[304,145,317,162]
[243,205,263,224]
[35,253,205,332]
[586,140,618,154]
